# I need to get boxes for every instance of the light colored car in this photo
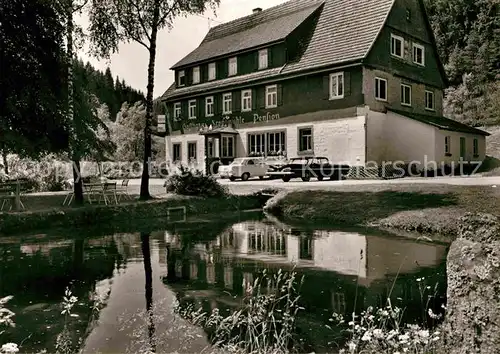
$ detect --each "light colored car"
[219,157,269,181]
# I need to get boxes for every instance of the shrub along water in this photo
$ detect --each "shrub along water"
[165,167,228,198]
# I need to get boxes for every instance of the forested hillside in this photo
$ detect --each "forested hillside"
[74,60,144,121]
[424,0,500,126]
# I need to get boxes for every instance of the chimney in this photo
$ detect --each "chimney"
[252,7,262,14]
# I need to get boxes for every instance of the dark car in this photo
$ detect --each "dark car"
[268,156,350,182]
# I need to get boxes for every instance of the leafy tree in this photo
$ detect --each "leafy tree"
[0,0,69,158]
[110,102,162,162]
[87,0,220,200]
[425,0,500,125]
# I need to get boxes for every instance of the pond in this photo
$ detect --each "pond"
[0,212,448,353]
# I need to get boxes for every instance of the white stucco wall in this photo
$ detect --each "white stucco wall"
[166,114,367,170]
[366,110,487,169]
[166,133,205,173]
[237,115,367,165]
[434,129,486,164]
[366,110,436,168]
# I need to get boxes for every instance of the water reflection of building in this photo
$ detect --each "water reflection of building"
[164,220,448,321]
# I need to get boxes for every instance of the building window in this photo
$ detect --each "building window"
[265,85,278,108]
[205,96,214,117]
[173,102,181,120]
[412,43,425,66]
[473,138,479,157]
[228,57,237,76]
[223,93,232,114]
[425,90,435,110]
[188,142,197,161]
[208,62,216,80]
[173,143,181,162]
[391,34,404,58]
[248,131,286,156]
[192,66,200,84]
[330,72,344,99]
[401,84,412,106]
[221,136,235,158]
[242,89,252,112]
[298,127,313,153]
[188,100,196,119]
[258,49,268,69]
[178,70,185,86]
[445,136,451,155]
[406,9,412,21]
[375,77,387,101]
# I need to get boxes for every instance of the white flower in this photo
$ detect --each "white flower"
[1,343,19,353]
[373,328,384,339]
[417,329,430,338]
[347,341,357,352]
[362,330,372,342]
[398,334,410,344]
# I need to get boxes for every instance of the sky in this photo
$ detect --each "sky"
[77,0,287,98]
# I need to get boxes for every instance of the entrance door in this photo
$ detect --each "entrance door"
[460,137,466,160]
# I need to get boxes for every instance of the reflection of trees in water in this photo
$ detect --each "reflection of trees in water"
[140,233,156,353]
[0,236,121,353]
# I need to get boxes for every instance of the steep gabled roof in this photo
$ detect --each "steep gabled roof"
[171,0,324,70]
[282,0,395,74]
[389,109,490,136]
[164,0,396,100]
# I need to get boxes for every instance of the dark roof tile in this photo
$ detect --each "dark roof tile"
[164,0,395,99]
[171,1,324,69]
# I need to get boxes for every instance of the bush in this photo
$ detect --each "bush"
[165,166,227,198]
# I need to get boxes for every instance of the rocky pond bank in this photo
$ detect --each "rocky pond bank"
[264,187,500,353]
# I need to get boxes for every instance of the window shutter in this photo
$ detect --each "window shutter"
[254,52,259,71]
[277,84,283,106]
[181,101,188,120]
[268,48,273,68]
[198,98,204,119]
[259,87,266,109]
[252,88,257,110]
[344,72,351,97]
[323,75,330,99]
[233,91,241,112]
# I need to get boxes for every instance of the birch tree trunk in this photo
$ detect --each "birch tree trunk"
[139,1,160,200]
[67,0,84,205]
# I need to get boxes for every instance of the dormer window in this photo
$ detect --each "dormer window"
[178,70,186,87]
[208,63,216,81]
[192,66,200,84]
[258,49,268,69]
[391,34,404,59]
[229,57,237,76]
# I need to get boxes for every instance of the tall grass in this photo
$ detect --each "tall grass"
[175,269,305,354]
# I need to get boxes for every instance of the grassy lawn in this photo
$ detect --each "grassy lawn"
[267,184,500,239]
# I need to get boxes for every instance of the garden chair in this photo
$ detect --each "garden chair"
[116,178,132,201]
[98,182,118,205]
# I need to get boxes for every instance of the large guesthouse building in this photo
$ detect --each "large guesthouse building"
[161,0,489,175]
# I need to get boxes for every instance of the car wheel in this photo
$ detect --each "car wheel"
[229,176,236,182]
[301,173,311,182]
[241,173,250,181]
[317,175,324,181]
[259,176,264,180]
[282,176,291,182]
